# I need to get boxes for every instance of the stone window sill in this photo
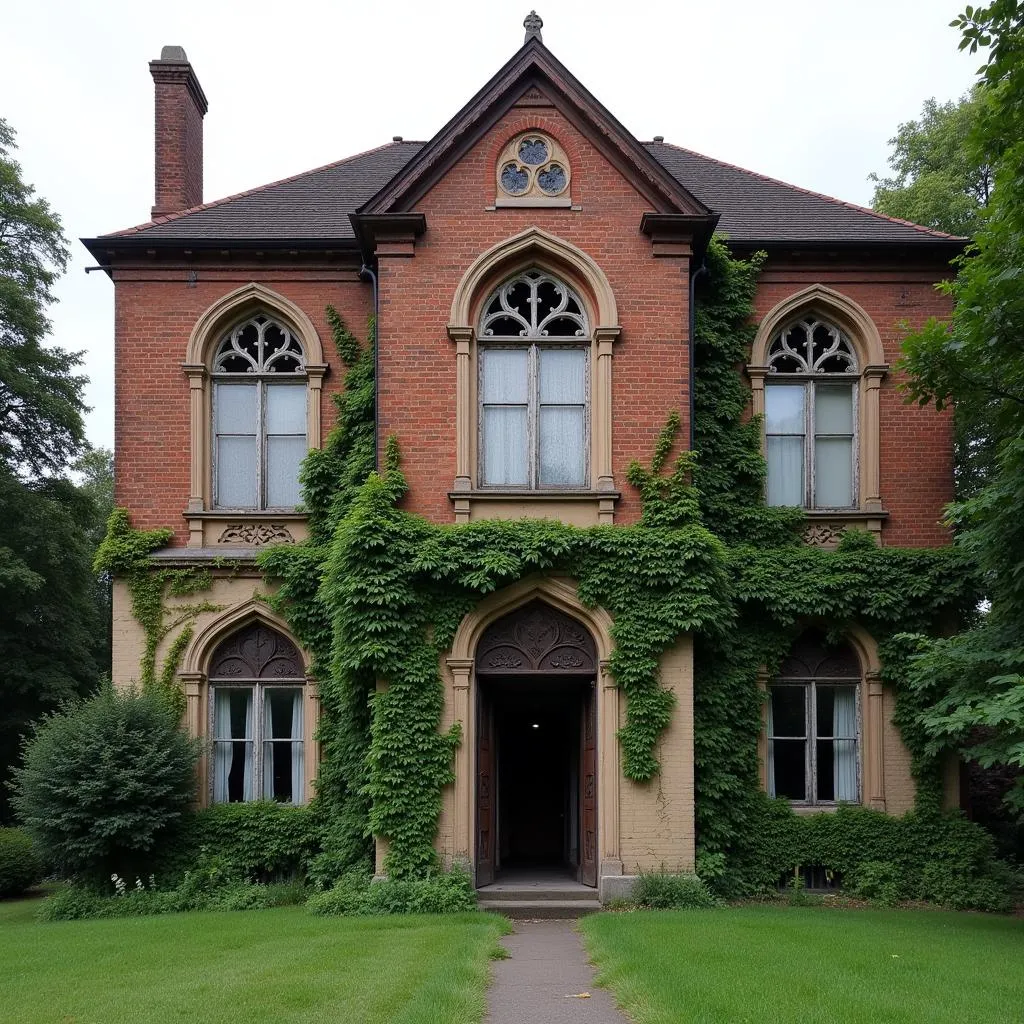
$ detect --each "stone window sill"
[449,489,620,526]
[183,508,308,548]
[801,509,888,547]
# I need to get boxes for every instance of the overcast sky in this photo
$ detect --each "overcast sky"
[3,0,979,452]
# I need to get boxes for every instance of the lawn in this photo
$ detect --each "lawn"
[0,896,508,1024]
[581,905,1024,1024]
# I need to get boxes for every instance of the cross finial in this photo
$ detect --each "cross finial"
[524,10,543,43]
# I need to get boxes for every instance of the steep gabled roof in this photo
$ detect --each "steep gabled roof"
[357,36,710,219]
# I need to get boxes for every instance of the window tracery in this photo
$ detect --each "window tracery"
[213,315,306,374]
[496,133,571,204]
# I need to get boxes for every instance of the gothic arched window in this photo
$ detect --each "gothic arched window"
[767,630,861,804]
[477,270,590,488]
[765,318,858,509]
[211,314,308,510]
[207,623,306,804]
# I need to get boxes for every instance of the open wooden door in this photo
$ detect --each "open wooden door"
[580,681,597,887]
[475,687,495,887]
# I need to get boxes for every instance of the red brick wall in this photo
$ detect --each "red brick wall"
[151,74,205,216]
[377,106,693,525]
[753,262,954,547]
[112,267,369,545]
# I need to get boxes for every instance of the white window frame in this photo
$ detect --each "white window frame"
[212,379,308,511]
[765,378,859,510]
[208,682,306,805]
[768,680,861,805]
[478,342,590,490]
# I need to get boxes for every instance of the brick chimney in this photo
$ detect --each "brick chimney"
[149,46,208,218]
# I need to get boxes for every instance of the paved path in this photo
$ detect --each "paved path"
[485,919,630,1024]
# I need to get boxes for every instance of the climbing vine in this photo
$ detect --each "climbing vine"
[101,240,983,891]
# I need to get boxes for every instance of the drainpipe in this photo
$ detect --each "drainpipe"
[360,263,380,469]
[688,258,709,451]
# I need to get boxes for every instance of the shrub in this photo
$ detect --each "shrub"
[0,828,43,897]
[306,867,477,917]
[847,860,906,907]
[13,686,199,884]
[632,870,721,909]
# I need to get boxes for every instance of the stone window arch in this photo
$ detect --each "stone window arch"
[495,131,572,208]
[748,286,888,542]
[182,284,327,546]
[448,228,621,524]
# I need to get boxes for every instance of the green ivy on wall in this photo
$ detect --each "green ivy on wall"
[103,240,982,891]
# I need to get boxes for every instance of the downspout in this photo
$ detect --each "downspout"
[688,258,709,451]
[360,263,380,469]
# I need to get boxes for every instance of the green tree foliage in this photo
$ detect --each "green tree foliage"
[900,2,1024,815]
[13,686,199,883]
[869,89,992,238]
[0,118,85,478]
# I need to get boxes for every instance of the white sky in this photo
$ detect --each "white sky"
[3,0,980,451]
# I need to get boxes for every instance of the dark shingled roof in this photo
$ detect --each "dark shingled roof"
[94,138,960,247]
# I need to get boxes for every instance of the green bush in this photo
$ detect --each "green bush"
[13,686,199,884]
[632,870,721,910]
[0,828,43,897]
[306,867,477,917]
[717,797,1017,912]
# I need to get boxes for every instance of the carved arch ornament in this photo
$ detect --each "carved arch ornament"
[208,622,305,681]
[476,599,598,674]
[746,285,889,522]
[447,229,621,522]
[182,284,328,542]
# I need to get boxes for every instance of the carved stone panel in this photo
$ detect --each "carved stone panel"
[209,624,304,680]
[476,599,597,674]
[218,523,295,545]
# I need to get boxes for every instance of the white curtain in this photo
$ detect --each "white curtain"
[833,687,858,801]
[291,690,304,805]
[262,691,275,801]
[766,691,776,797]
[242,690,254,801]
[213,689,233,804]
[538,348,586,486]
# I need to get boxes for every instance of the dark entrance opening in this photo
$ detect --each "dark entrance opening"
[475,600,597,888]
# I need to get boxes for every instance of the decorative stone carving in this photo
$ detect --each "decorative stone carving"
[218,523,295,545]
[476,599,597,674]
[802,522,846,547]
[209,623,304,680]
[777,630,860,680]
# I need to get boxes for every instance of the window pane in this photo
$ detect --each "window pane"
[481,348,529,403]
[214,689,254,740]
[771,739,806,800]
[539,348,586,404]
[223,742,251,802]
[264,741,301,802]
[766,436,804,506]
[815,384,853,434]
[266,688,303,739]
[215,383,258,433]
[816,739,836,801]
[539,407,585,486]
[814,437,853,507]
[482,407,528,486]
[833,739,858,801]
[765,385,805,434]
[770,686,806,737]
[266,436,306,508]
[266,385,307,434]
[216,436,258,508]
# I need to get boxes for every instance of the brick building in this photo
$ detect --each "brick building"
[85,15,963,899]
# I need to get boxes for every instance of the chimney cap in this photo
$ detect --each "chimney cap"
[158,45,189,62]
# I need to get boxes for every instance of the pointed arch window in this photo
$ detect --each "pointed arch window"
[207,623,307,804]
[211,314,308,510]
[478,270,590,488]
[765,318,858,509]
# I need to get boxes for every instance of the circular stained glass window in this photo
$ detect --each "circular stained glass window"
[537,163,567,195]
[518,137,549,165]
[500,163,530,195]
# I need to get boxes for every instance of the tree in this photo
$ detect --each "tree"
[900,1,1024,816]
[869,88,992,237]
[0,117,85,479]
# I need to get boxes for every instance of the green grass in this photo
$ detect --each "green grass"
[581,906,1024,1024]
[0,897,508,1023]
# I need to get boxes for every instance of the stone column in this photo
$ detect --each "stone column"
[862,366,887,513]
[305,364,328,449]
[865,672,886,809]
[183,365,207,546]
[599,659,622,877]
[447,327,474,505]
[746,366,769,432]
[594,327,620,501]
[447,658,474,862]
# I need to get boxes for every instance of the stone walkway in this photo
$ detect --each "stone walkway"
[485,919,630,1023]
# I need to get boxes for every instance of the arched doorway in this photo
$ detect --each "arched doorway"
[475,599,598,887]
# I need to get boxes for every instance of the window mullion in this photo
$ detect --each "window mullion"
[530,344,539,489]
[253,683,263,800]
[257,383,266,511]
[807,682,816,804]
[806,382,814,508]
